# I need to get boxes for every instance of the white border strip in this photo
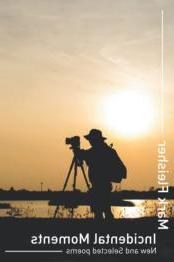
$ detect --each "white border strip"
[5,250,63,253]
[161,9,164,134]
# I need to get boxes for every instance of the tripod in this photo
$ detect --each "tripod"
[54,153,90,218]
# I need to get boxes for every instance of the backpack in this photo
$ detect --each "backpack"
[106,146,127,183]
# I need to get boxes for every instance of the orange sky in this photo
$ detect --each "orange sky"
[0,0,173,190]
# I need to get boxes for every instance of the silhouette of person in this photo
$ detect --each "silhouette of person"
[76,129,114,221]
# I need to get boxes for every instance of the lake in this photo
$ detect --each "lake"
[0,200,173,219]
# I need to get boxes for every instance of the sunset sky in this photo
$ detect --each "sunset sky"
[0,0,173,190]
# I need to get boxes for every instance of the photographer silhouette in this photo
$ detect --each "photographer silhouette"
[75,129,117,221]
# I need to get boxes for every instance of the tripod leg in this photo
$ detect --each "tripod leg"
[71,161,78,218]
[73,162,78,191]
[54,158,75,218]
[71,208,74,219]
[80,165,90,190]
[63,158,75,191]
[53,205,60,219]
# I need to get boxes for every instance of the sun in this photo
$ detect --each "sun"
[102,90,155,137]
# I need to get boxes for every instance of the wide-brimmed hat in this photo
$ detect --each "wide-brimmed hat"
[84,129,107,141]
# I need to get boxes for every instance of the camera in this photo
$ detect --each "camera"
[65,136,80,148]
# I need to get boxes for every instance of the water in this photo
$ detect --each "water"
[0,200,173,219]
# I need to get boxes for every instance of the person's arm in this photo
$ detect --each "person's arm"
[73,148,88,162]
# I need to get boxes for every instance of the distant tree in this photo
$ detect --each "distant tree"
[149,186,155,191]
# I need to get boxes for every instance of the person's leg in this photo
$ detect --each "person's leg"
[104,206,114,220]
[91,203,104,220]
[91,185,104,220]
[94,209,103,220]
[103,183,114,220]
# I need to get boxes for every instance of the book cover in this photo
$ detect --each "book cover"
[0,1,173,262]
